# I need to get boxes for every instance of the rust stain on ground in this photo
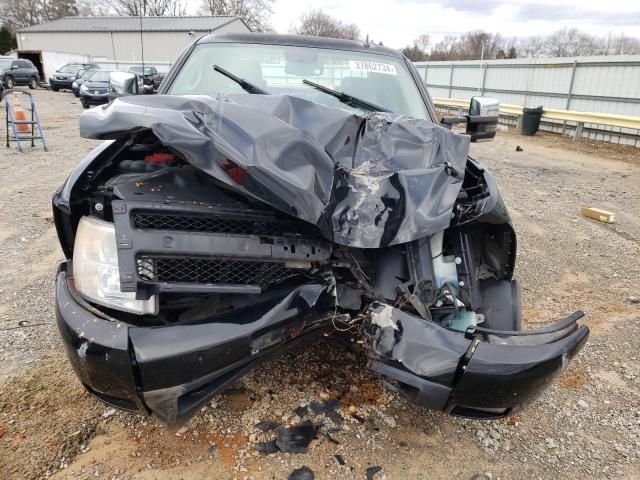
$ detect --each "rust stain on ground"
[11,433,27,446]
[210,432,247,467]
[222,388,253,413]
[504,415,520,426]
[558,370,588,389]
[597,304,629,314]
[342,381,383,406]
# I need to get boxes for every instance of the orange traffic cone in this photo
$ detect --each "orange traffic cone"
[13,101,30,135]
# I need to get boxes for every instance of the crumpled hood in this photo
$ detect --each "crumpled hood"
[79,94,470,248]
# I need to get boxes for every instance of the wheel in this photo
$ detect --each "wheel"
[28,77,38,89]
[51,85,59,92]
[81,99,89,109]
[5,76,14,89]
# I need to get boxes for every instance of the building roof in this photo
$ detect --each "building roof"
[17,16,245,33]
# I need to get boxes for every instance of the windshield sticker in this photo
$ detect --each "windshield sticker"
[349,61,397,75]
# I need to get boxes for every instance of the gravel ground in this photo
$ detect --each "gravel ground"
[0,89,639,480]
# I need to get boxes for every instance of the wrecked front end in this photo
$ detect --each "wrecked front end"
[53,94,588,428]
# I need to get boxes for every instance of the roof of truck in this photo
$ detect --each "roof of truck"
[198,32,405,59]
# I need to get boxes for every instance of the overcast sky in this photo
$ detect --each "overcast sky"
[266,0,640,48]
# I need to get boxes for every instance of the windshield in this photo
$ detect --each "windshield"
[0,59,13,70]
[131,67,154,74]
[88,71,112,82]
[59,65,81,73]
[167,43,429,119]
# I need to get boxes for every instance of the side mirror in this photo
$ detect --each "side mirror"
[466,96,499,142]
[109,71,139,100]
[440,96,500,142]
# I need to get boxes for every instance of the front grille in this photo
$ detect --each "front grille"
[137,256,303,287]
[133,213,312,237]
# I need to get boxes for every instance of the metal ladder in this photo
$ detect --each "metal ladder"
[3,89,48,152]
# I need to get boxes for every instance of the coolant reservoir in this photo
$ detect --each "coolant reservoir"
[430,230,458,288]
[449,311,484,332]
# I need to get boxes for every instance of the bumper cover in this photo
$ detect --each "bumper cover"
[57,263,588,427]
[365,303,589,418]
[49,79,73,89]
[79,92,109,105]
[55,264,334,427]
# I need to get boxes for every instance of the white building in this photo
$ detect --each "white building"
[16,16,250,63]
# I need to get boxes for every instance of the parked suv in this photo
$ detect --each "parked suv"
[49,63,99,91]
[0,58,40,89]
[79,70,113,108]
[71,69,94,97]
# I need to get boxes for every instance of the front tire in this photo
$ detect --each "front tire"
[5,76,15,89]
[51,84,59,92]
[28,77,38,89]
[81,99,89,109]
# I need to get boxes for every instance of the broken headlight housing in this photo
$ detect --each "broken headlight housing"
[72,216,158,315]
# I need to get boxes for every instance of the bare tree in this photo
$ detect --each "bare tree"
[291,9,360,41]
[103,0,186,16]
[413,28,640,61]
[414,34,430,55]
[199,0,273,32]
[402,34,430,61]
[603,32,640,55]
[515,36,545,58]
[0,0,79,28]
[401,45,427,61]
[544,28,599,57]
[429,35,459,60]
[458,31,502,59]
[429,31,503,60]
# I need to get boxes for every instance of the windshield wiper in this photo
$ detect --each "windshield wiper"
[302,79,390,113]
[213,65,269,95]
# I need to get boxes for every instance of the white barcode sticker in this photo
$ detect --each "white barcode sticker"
[349,61,397,75]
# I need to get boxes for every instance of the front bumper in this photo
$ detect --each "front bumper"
[79,91,109,105]
[57,262,589,427]
[55,263,334,427]
[366,303,589,418]
[49,79,73,89]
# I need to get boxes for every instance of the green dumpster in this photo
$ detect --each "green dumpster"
[522,106,543,136]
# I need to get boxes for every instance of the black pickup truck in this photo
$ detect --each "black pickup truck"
[128,66,164,93]
[52,33,588,428]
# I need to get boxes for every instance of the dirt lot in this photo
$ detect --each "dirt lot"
[0,89,639,480]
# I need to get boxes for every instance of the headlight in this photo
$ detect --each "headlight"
[80,84,88,92]
[72,81,78,88]
[70,76,76,81]
[73,216,157,315]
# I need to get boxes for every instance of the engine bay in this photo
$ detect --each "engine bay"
[65,134,518,335]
